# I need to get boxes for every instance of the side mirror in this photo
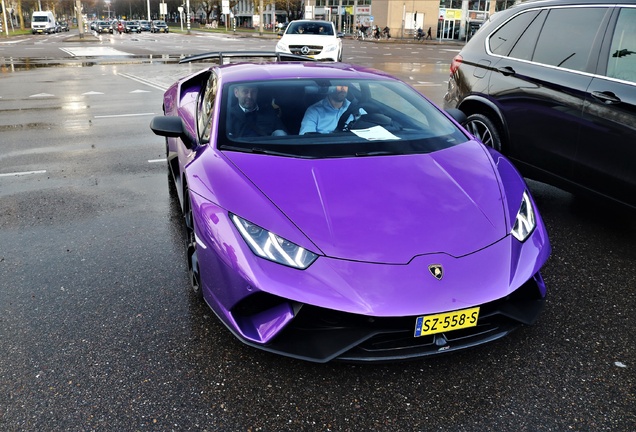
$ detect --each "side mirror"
[444,108,467,125]
[150,116,196,149]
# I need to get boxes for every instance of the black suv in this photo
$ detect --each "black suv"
[444,0,636,209]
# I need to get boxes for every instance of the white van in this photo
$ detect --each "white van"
[32,11,57,34]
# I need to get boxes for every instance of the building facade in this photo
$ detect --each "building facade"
[231,0,518,38]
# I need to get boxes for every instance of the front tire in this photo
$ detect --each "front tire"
[464,113,503,152]
[184,189,203,301]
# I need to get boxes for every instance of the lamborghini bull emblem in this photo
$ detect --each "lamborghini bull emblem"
[428,264,443,280]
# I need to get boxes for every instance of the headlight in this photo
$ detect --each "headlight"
[276,41,288,51]
[231,214,318,269]
[324,44,338,53]
[510,191,536,242]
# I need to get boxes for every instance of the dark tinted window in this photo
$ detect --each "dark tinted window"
[508,10,547,61]
[489,10,540,56]
[532,7,608,72]
[606,8,636,83]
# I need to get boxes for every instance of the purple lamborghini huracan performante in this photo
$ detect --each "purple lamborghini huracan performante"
[150,52,551,363]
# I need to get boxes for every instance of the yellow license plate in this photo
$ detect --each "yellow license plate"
[414,307,480,337]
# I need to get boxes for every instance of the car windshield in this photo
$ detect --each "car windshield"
[217,78,468,159]
[287,21,334,35]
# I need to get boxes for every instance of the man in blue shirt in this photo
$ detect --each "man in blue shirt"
[299,85,365,134]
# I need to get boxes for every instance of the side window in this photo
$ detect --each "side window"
[508,10,547,61]
[197,72,218,144]
[606,8,636,84]
[488,10,540,56]
[532,7,608,72]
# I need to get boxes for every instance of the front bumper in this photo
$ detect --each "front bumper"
[276,46,338,62]
[227,272,546,363]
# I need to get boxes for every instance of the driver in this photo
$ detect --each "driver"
[299,85,366,134]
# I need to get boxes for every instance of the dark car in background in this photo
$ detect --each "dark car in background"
[151,20,169,33]
[444,0,636,209]
[95,20,112,33]
[126,20,141,33]
[139,20,151,31]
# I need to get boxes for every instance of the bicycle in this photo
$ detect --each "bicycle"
[353,27,367,41]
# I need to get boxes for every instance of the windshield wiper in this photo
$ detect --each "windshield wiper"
[220,145,314,159]
[355,150,403,157]
[251,147,304,157]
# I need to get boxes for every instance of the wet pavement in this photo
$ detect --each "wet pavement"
[0,34,634,431]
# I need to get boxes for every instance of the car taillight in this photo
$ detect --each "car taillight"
[450,55,463,75]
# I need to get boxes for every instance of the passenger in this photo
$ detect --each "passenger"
[227,85,287,137]
[299,85,366,134]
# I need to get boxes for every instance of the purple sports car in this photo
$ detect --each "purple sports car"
[150,52,551,363]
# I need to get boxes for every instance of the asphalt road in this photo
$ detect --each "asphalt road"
[0,31,634,431]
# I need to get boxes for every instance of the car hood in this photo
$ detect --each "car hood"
[225,141,507,264]
[280,34,340,46]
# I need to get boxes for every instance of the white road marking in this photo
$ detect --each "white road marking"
[0,170,47,177]
[117,73,169,91]
[29,93,55,98]
[59,46,133,56]
[148,159,167,163]
[94,113,155,119]
[0,38,30,44]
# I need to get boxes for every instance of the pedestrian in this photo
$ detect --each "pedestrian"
[426,26,432,40]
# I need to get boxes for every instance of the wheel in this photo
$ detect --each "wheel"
[464,113,504,152]
[184,189,203,301]
[165,138,174,183]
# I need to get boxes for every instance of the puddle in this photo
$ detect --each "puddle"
[0,54,184,72]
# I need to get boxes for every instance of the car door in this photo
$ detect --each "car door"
[576,6,636,207]
[486,6,611,181]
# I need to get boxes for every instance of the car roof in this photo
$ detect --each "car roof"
[212,61,396,84]
[288,19,335,26]
[511,0,631,8]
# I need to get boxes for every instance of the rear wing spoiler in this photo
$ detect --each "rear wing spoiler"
[179,51,316,65]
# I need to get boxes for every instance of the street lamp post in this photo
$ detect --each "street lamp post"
[1,0,9,37]
[186,0,191,34]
